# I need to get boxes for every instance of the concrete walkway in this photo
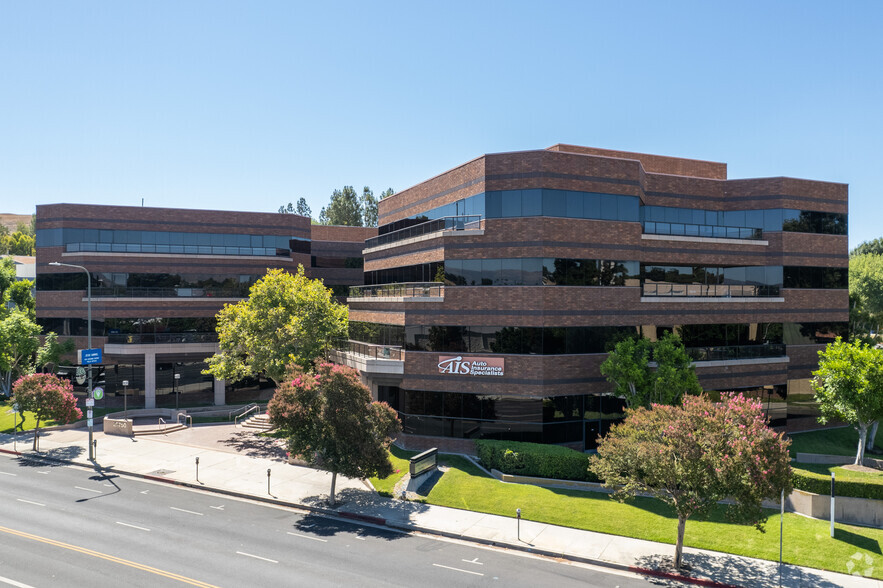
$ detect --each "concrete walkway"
[0,424,878,588]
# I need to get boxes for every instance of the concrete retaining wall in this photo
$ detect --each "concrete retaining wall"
[795,452,883,468]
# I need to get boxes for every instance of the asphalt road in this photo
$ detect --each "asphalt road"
[0,455,674,588]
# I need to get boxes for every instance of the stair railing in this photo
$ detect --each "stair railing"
[234,404,261,426]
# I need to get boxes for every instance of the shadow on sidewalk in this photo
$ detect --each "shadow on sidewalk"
[218,431,288,461]
[635,553,844,588]
[16,445,86,467]
[300,487,431,522]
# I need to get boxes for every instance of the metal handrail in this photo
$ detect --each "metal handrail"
[234,405,261,426]
[158,417,166,434]
[643,221,763,240]
[177,413,192,428]
[229,403,259,422]
[349,282,444,299]
[642,282,781,297]
[335,340,403,360]
[92,286,248,298]
[686,343,787,362]
[107,332,219,344]
[366,215,482,249]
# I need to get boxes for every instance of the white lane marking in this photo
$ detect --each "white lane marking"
[103,483,113,487]
[462,558,483,565]
[36,472,48,475]
[16,499,45,507]
[170,507,203,516]
[0,472,16,476]
[140,490,150,494]
[116,521,151,532]
[355,536,366,540]
[209,505,225,510]
[236,551,278,564]
[432,563,484,576]
[0,573,37,587]
[287,532,328,543]
[75,486,102,494]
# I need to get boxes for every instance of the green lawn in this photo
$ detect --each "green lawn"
[0,400,74,433]
[370,445,415,495]
[788,427,883,457]
[793,462,883,483]
[407,452,883,578]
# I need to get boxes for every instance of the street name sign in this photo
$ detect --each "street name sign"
[78,348,103,365]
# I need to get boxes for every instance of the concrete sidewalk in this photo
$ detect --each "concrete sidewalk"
[0,424,878,588]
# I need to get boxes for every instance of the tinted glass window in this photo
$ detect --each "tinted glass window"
[542,190,566,217]
[501,191,522,218]
[521,189,542,216]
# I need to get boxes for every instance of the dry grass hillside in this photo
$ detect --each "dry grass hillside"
[0,213,32,232]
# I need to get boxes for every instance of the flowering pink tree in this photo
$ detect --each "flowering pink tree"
[590,394,792,571]
[13,373,82,450]
[268,362,400,505]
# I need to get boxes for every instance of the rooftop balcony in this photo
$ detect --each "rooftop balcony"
[107,332,219,344]
[328,340,404,375]
[364,215,482,252]
[686,343,787,363]
[642,282,781,298]
[92,286,246,299]
[642,221,763,241]
[348,282,444,302]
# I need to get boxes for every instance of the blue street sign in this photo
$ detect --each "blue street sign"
[80,348,103,365]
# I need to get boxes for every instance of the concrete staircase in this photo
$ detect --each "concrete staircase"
[240,413,274,432]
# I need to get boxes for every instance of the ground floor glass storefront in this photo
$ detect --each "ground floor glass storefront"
[377,387,626,450]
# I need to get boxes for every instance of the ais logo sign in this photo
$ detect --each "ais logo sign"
[438,356,504,377]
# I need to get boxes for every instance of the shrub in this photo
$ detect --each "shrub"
[792,468,883,501]
[475,439,597,482]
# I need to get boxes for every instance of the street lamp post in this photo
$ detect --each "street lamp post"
[174,372,180,411]
[49,261,94,460]
[122,380,129,420]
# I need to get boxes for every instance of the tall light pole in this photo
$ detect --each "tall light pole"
[174,372,180,411]
[49,261,94,460]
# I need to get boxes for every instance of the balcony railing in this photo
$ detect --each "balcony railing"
[107,332,219,344]
[642,283,781,297]
[92,286,247,298]
[643,221,763,240]
[335,340,403,360]
[366,215,482,249]
[686,343,786,362]
[349,282,444,299]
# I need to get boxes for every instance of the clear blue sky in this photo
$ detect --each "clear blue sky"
[1,2,879,249]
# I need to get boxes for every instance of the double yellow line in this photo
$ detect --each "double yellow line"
[0,524,219,587]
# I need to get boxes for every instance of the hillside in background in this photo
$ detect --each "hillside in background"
[0,213,32,232]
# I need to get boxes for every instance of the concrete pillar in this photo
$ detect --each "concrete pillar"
[144,351,156,409]
[213,378,225,406]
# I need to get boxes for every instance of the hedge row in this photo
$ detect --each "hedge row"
[792,468,883,501]
[475,439,598,482]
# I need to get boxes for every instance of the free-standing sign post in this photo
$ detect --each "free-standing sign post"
[830,472,836,538]
[50,261,95,460]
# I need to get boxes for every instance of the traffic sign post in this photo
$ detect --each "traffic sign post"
[78,348,103,365]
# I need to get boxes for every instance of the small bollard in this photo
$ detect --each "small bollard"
[516,508,521,541]
[267,468,271,495]
[195,457,200,482]
[92,440,97,460]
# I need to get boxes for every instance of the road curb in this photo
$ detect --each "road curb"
[0,449,748,588]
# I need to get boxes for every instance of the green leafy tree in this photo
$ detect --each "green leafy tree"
[852,238,883,257]
[850,253,883,339]
[379,188,395,200]
[267,362,401,505]
[812,338,883,465]
[600,332,701,409]
[590,394,792,571]
[204,266,348,385]
[278,197,312,218]
[362,187,378,228]
[0,311,41,396]
[13,373,82,449]
[1,231,36,256]
[322,186,363,226]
